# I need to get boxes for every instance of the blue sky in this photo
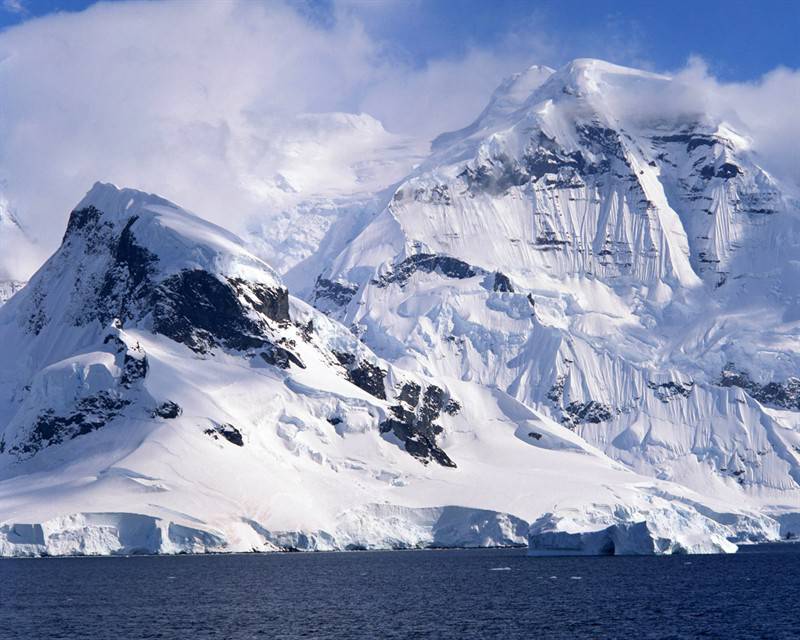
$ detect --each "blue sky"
[3,0,799,80]
[325,0,800,79]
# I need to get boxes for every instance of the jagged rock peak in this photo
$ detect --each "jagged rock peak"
[13,182,291,352]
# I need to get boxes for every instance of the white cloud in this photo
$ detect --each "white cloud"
[2,0,25,15]
[0,0,542,273]
[604,56,800,189]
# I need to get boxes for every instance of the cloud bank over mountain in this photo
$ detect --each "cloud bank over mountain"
[0,0,796,278]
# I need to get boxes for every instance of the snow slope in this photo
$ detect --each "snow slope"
[0,181,776,556]
[305,59,800,548]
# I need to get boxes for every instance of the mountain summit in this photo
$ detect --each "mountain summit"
[306,57,800,546]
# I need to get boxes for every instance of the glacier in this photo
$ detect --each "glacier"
[1,58,800,556]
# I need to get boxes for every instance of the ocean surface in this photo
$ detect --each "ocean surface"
[2,544,799,639]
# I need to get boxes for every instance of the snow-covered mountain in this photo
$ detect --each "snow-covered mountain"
[305,59,800,546]
[1,58,799,556]
[0,181,777,556]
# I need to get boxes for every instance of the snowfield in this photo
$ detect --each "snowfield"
[1,58,800,556]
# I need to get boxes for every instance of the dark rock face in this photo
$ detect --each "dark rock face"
[152,401,182,419]
[260,344,305,370]
[150,269,290,354]
[120,344,148,388]
[459,154,529,195]
[700,163,742,181]
[25,284,48,335]
[547,374,567,404]
[651,133,720,153]
[397,381,421,406]
[534,230,570,250]
[563,400,614,426]
[114,217,154,286]
[10,392,131,457]
[332,350,356,367]
[460,125,632,197]
[530,125,627,184]
[576,124,626,161]
[443,398,461,415]
[418,385,446,429]
[408,183,452,205]
[228,278,290,324]
[720,365,800,411]
[524,135,587,181]
[548,375,617,426]
[349,362,387,399]
[63,205,106,242]
[204,422,244,447]
[373,254,477,288]
[332,351,387,400]
[380,382,458,468]
[313,277,359,308]
[647,380,694,403]
[152,269,261,353]
[492,272,514,293]
[95,216,160,323]
[715,162,741,180]
[61,211,160,328]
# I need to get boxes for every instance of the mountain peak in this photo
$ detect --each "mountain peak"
[431,59,670,151]
[66,182,281,289]
[539,58,670,106]
[76,181,174,220]
[431,64,555,150]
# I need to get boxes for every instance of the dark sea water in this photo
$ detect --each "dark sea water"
[2,544,799,639]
